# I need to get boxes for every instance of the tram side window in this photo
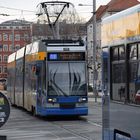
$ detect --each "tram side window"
[129,44,137,60]
[112,46,125,61]
[129,62,138,81]
[42,62,46,90]
[112,47,119,61]
[119,46,125,60]
[138,44,140,59]
[112,64,119,83]
[112,64,125,83]
[37,63,46,92]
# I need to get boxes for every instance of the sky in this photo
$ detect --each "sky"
[0,0,110,23]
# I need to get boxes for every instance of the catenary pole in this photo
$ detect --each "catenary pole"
[92,0,97,102]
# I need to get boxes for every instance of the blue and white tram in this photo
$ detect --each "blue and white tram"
[7,40,88,116]
[101,5,140,140]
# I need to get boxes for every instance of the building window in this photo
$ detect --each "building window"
[3,55,8,62]
[0,45,2,52]
[0,55,2,62]
[0,67,2,73]
[15,45,20,51]
[3,66,7,73]
[9,34,13,41]
[15,34,20,41]
[24,34,29,40]
[3,45,8,51]
[9,44,13,51]
[3,34,8,41]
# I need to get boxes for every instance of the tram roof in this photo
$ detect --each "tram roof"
[8,39,86,62]
[102,4,140,23]
[42,39,85,47]
[8,52,16,63]
[16,47,25,60]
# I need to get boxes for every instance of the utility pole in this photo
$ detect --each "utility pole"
[92,0,97,102]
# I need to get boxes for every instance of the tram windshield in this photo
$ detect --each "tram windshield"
[48,62,87,96]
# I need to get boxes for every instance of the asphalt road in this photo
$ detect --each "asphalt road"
[0,98,102,140]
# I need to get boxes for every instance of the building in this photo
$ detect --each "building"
[0,19,32,80]
[87,0,140,87]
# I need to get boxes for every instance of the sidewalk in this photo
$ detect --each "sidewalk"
[88,92,102,103]
[88,91,103,97]
[88,97,102,103]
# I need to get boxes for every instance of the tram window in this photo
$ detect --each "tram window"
[112,64,119,83]
[112,64,125,83]
[112,47,119,61]
[129,44,137,60]
[119,46,125,60]
[42,62,46,90]
[137,61,140,80]
[138,44,140,59]
[129,62,138,81]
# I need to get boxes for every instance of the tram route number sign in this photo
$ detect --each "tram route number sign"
[0,92,10,128]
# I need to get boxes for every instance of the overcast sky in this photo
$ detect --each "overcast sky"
[0,0,110,23]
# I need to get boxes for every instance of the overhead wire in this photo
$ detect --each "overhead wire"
[0,4,92,23]
[0,5,36,13]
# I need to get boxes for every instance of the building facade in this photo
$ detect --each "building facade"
[0,19,31,80]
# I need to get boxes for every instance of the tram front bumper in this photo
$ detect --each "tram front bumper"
[37,106,88,116]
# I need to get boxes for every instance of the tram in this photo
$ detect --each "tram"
[101,4,140,140]
[7,40,88,116]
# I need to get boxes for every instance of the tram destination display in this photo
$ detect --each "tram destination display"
[0,92,10,128]
[48,52,85,61]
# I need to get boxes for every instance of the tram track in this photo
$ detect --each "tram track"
[47,116,102,140]
[50,121,92,140]
[2,103,102,140]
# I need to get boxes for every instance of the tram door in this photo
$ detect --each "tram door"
[36,62,46,108]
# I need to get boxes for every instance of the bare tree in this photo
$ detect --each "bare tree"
[36,1,86,39]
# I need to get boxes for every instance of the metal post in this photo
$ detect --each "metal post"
[92,0,97,102]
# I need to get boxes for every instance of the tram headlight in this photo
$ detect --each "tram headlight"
[48,98,53,102]
[78,97,87,103]
[48,98,57,103]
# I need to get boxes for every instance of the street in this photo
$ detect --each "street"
[0,98,102,140]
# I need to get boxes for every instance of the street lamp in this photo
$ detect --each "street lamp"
[78,4,93,6]
[78,0,97,102]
